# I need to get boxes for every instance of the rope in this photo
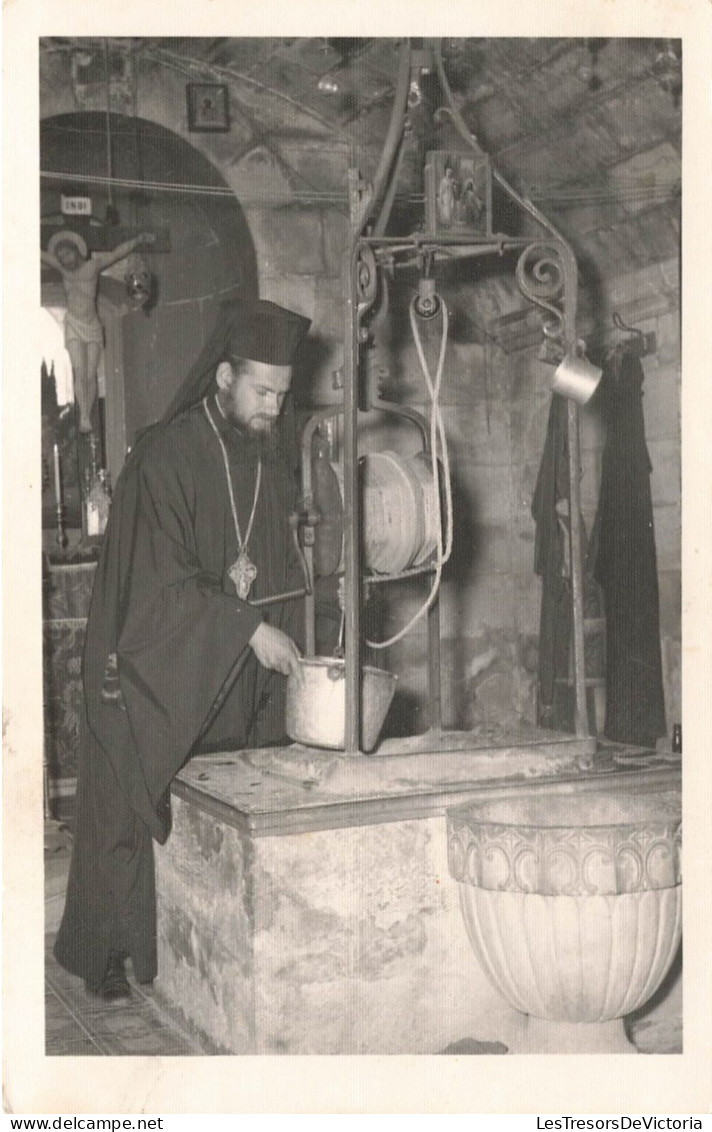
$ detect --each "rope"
[367,295,453,650]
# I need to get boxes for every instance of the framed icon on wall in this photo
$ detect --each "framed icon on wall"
[424,151,492,238]
[186,83,230,132]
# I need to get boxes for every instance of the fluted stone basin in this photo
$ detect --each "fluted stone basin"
[447,788,682,1053]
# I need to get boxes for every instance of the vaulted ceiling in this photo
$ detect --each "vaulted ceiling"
[39,37,681,289]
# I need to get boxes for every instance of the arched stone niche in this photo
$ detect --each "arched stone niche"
[40,111,258,468]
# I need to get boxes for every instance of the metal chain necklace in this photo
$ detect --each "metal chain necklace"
[203,397,262,600]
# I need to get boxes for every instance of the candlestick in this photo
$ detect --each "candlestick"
[53,443,62,507]
[55,502,68,548]
[52,443,68,548]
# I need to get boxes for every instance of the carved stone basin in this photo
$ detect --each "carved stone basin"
[447,788,682,1053]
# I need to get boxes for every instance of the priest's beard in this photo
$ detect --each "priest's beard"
[217,394,282,459]
[232,415,282,461]
[243,424,280,458]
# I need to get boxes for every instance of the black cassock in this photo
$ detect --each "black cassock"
[592,349,667,749]
[55,397,307,986]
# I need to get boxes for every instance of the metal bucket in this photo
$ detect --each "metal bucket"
[285,657,397,752]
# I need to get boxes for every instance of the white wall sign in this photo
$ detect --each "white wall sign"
[60,195,92,216]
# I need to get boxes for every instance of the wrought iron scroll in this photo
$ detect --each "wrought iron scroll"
[515,240,578,353]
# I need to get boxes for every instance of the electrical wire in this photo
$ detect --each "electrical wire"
[39,168,679,217]
[150,46,355,147]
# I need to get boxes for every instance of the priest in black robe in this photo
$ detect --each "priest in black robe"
[54,299,318,999]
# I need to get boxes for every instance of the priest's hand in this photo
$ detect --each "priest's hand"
[249,622,303,678]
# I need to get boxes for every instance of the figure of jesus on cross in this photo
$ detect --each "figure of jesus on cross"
[42,228,156,434]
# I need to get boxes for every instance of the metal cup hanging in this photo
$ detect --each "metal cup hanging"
[552,341,603,405]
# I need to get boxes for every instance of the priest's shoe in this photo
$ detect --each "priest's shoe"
[85,952,131,1002]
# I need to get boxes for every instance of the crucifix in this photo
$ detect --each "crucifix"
[40,224,166,436]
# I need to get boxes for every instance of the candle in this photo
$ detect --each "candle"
[53,443,62,507]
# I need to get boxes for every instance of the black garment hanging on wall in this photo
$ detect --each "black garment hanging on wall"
[532,395,572,730]
[591,348,667,749]
[532,396,603,732]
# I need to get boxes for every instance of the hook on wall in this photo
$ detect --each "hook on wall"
[610,311,657,359]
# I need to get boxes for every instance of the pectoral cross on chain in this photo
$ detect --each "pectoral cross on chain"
[229,550,258,600]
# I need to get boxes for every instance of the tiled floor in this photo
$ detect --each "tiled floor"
[45,942,204,1056]
[44,824,202,1057]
